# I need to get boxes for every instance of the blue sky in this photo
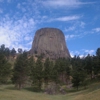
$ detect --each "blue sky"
[0,0,100,57]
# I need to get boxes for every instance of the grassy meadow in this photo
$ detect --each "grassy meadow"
[0,81,100,100]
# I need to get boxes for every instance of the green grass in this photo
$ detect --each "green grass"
[0,85,74,100]
[0,82,100,100]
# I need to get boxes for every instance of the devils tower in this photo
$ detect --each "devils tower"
[30,28,70,59]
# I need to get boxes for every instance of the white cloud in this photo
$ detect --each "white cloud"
[64,26,76,32]
[41,0,93,8]
[24,36,32,41]
[80,21,85,28]
[64,21,85,32]
[70,50,81,58]
[65,34,80,40]
[39,15,80,23]
[64,21,85,33]
[70,52,74,58]
[0,16,36,50]
[54,16,80,21]
[85,50,95,55]
[79,55,85,58]
[26,41,32,45]
[70,49,95,58]
[17,3,27,12]
[93,27,100,32]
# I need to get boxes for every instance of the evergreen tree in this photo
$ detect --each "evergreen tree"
[28,56,35,83]
[92,56,99,76]
[5,47,10,59]
[0,52,12,84]
[43,58,52,85]
[71,56,87,90]
[11,48,16,58]
[72,70,86,90]
[0,44,5,53]
[18,48,23,54]
[12,51,29,89]
[65,59,71,84]
[96,48,100,58]
[32,57,43,90]
[85,54,93,79]
[52,59,61,83]
[0,44,10,59]
[55,58,71,83]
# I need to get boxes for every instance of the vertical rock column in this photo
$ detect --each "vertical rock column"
[30,28,70,59]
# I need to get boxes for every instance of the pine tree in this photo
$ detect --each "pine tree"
[72,70,86,90]
[32,57,43,90]
[18,48,23,54]
[0,52,12,84]
[96,48,100,58]
[5,47,10,59]
[54,58,71,84]
[11,48,16,58]
[12,51,29,89]
[0,44,5,53]
[72,71,81,90]
[71,55,87,90]
[43,58,52,85]
[85,54,93,79]
[28,56,35,84]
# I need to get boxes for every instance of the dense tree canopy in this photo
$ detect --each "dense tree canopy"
[0,44,100,92]
[0,48,12,84]
[12,51,29,89]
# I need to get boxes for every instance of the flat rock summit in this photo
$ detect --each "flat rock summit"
[30,28,70,59]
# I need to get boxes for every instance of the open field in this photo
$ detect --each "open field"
[0,82,100,100]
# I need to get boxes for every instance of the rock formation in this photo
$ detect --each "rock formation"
[30,28,70,59]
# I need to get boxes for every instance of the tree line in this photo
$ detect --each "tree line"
[0,44,100,92]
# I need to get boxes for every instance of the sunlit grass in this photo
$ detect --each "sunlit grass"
[0,85,74,100]
[0,82,100,100]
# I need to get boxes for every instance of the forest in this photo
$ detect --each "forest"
[0,44,100,94]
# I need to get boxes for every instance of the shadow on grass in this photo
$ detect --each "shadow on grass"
[5,86,19,90]
[4,84,43,93]
[24,86,43,92]
[65,86,88,94]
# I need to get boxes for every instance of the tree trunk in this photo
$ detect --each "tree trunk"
[38,80,41,90]
[18,83,22,90]
[77,86,78,91]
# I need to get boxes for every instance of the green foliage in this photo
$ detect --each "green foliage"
[71,56,87,90]
[0,44,10,59]
[12,51,29,89]
[0,44,5,53]
[92,56,100,75]
[28,56,35,76]
[31,57,43,90]
[53,58,71,84]
[5,47,10,59]
[0,52,12,84]
[0,43,100,94]
[43,58,52,84]
[11,48,16,58]
[84,54,93,79]
[18,48,23,54]
[96,48,100,57]
[72,71,87,90]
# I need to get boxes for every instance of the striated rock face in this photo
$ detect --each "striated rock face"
[30,28,70,59]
